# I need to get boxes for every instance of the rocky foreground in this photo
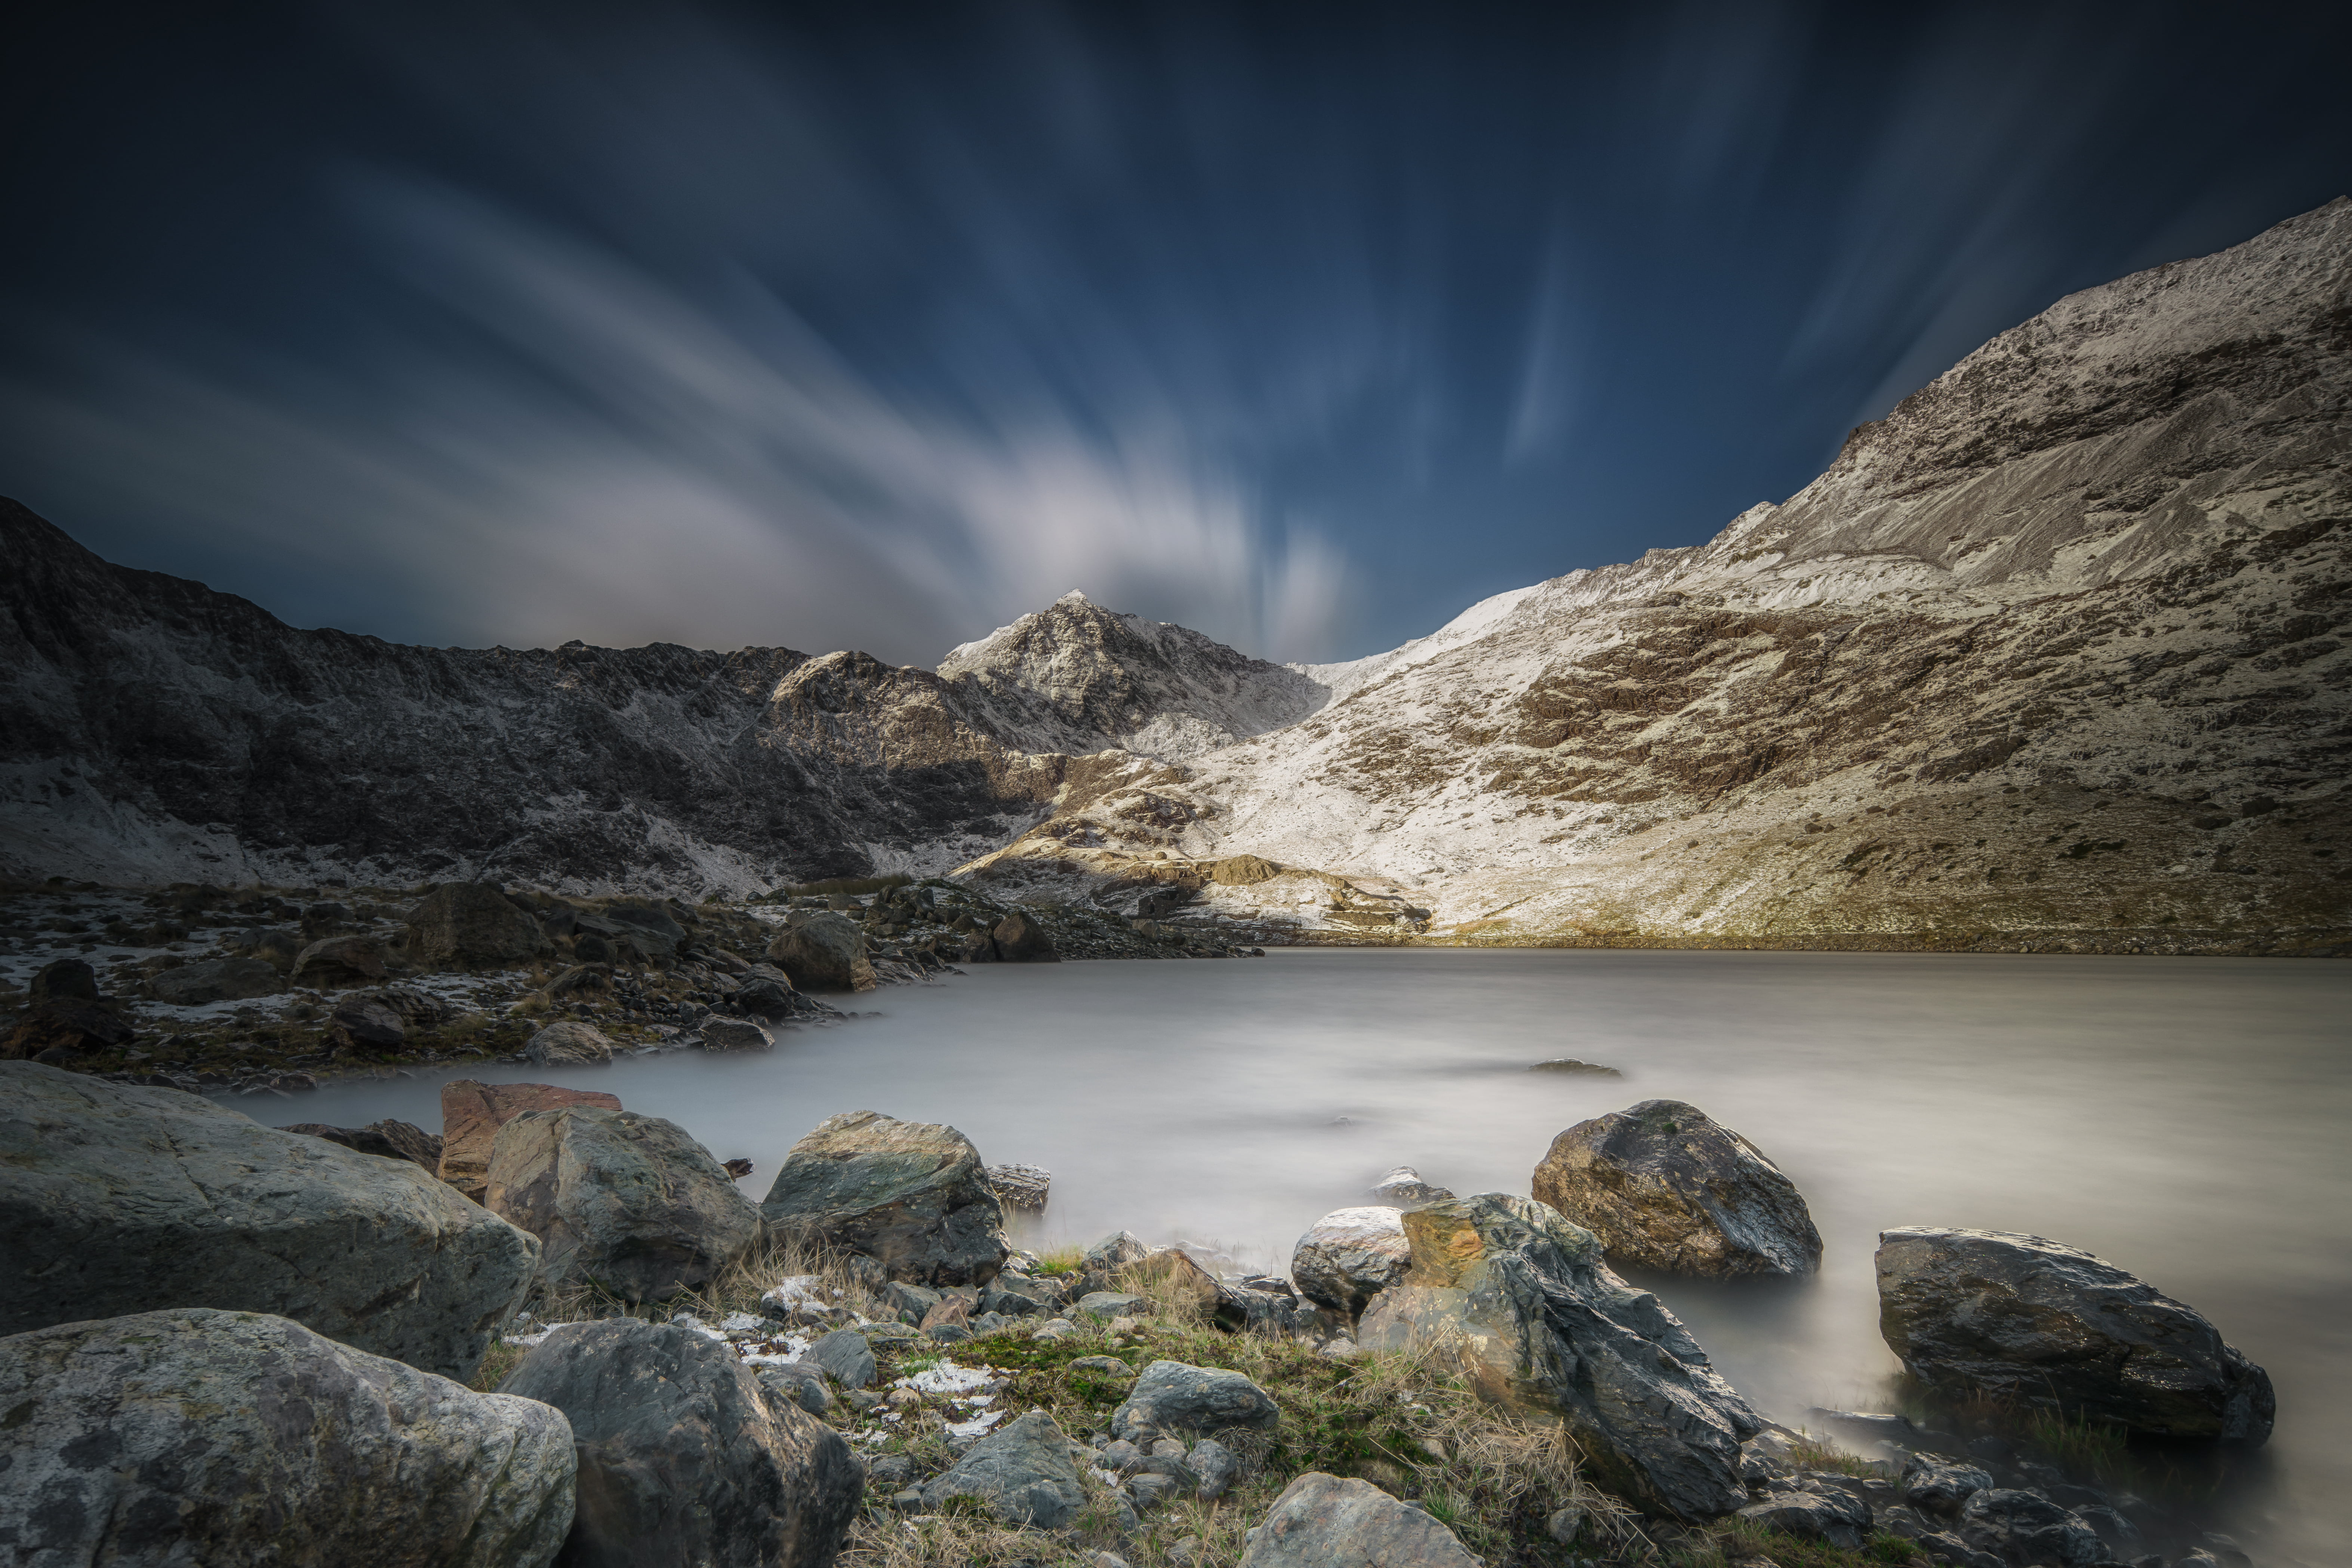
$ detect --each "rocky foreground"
[0,1064,2275,1568]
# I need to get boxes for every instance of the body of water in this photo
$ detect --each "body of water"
[277,948,2352,1562]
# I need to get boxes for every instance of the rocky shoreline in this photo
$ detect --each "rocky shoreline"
[0,1057,2279,1568]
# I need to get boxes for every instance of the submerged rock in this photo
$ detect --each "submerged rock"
[501,1319,860,1568]
[1531,1099,1822,1278]
[764,913,875,992]
[918,1410,1088,1527]
[1369,1166,1455,1205]
[0,1063,536,1381]
[0,1308,576,1568]
[758,1109,1007,1285]
[438,1078,623,1203]
[1357,1192,1760,1520]
[1877,1226,2275,1442]
[486,1106,764,1303]
[1240,1472,1479,1568]
[1291,1206,1413,1317]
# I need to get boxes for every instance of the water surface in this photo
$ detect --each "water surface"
[284,948,2352,1561]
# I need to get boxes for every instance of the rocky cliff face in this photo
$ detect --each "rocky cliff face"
[5,201,2348,949]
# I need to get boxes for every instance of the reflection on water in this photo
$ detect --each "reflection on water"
[275,948,2352,1561]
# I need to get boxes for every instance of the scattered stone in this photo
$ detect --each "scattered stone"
[701,1014,776,1051]
[0,1064,537,1381]
[1189,1436,1240,1500]
[1903,1454,1996,1516]
[290,933,390,987]
[758,1109,1007,1285]
[546,963,614,1000]
[485,1106,764,1302]
[280,1118,444,1172]
[732,963,800,1018]
[0,1308,575,1568]
[1531,1099,1823,1278]
[1077,1291,1149,1320]
[1111,1361,1281,1442]
[500,1319,860,1568]
[1877,1227,2276,1442]
[918,1410,1089,1527]
[437,1078,623,1203]
[1357,1192,1760,1519]
[1545,1504,1587,1543]
[1292,1206,1413,1317]
[806,1327,878,1389]
[986,1161,1053,1213]
[148,955,285,1004]
[764,913,876,992]
[524,1020,615,1065]
[1739,1488,1872,1550]
[330,992,406,1052]
[992,909,1060,962]
[406,882,552,969]
[1956,1488,2109,1567]
[1369,1166,1454,1205]
[1239,1471,1480,1567]
[981,1267,1063,1317]
[757,1362,832,1415]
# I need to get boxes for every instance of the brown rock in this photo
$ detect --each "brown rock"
[438,1079,623,1202]
[991,909,1059,962]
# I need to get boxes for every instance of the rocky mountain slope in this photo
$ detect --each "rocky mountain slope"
[4,200,2347,952]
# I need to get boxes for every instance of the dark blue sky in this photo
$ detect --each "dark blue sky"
[5,1,2349,665]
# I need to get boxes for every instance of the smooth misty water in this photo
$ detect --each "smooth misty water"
[280,948,2351,1562]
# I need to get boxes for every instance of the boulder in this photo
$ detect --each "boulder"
[1903,1454,1995,1516]
[759,1110,1007,1285]
[0,1063,538,1381]
[1957,1488,2111,1567]
[1111,1361,1281,1442]
[1077,1291,1148,1320]
[147,955,285,1005]
[701,1015,775,1051]
[981,1268,1063,1318]
[986,1161,1053,1213]
[330,992,406,1052]
[1077,1228,1152,1293]
[524,1020,615,1066]
[1130,1247,1227,1318]
[280,1118,444,1171]
[763,914,875,992]
[500,1319,861,1568]
[29,956,99,1002]
[1738,1488,1873,1550]
[406,882,552,970]
[2,999,134,1058]
[486,1106,765,1302]
[1369,1166,1454,1205]
[1291,1206,1413,1317]
[438,1078,624,1202]
[992,909,1059,962]
[917,1410,1087,1527]
[1357,1192,1761,1520]
[601,899,688,961]
[0,1308,575,1568]
[805,1327,877,1389]
[1876,1227,2275,1442]
[732,963,799,1019]
[290,933,390,987]
[1531,1099,1823,1278]
[1240,1472,1479,1568]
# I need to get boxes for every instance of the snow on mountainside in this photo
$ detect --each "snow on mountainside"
[2,199,2347,951]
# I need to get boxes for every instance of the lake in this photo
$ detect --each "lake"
[273,947,2352,1562]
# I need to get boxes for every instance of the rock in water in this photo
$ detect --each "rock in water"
[764,913,875,992]
[280,1117,444,1171]
[486,1107,765,1303]
[1240,1472,1480,1568]
[1291,1206,1413,1317]
[1531,1099,1822,1278]
[1357,1192,1760,1520]
[732,964,800,1019]
[1111,1361,1281,1442]
[1876,1227,2275,1442]
[438,1078,623,1202]
[0,1308,575,1568]
[701,1015,775,1051]
[0,1063,537,1381]
[985,1161,1053,1213]
[500,1319,861,1568]
[991,909,1059,962]
[524,1020,615,1065]
[406,881,552,969]
[759,1109,1007,1285]
[1369,1166,1455,1204]
[917,1410,1088,1527]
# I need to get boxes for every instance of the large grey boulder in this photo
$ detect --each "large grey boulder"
[485,1106,765,1303]
[1111,1360,1281,1443]
[759,1109,1007,1285]
[1240,1472,1480,1568]
[1531,1100,1822,1278]
[1876,1227,2275,1442]
[501,1319,861,1568]
[0,1063,537,1382]
[918,1410,1087,1527]
[764,913,875,992]
[1357,1192,1761,1520]
[407,881,552,969]
[804,1327,877,1389]
[1291,1205,1413,1317]
[0,1308,575,1568]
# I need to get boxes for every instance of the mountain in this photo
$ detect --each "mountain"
[3,199,2347,951]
